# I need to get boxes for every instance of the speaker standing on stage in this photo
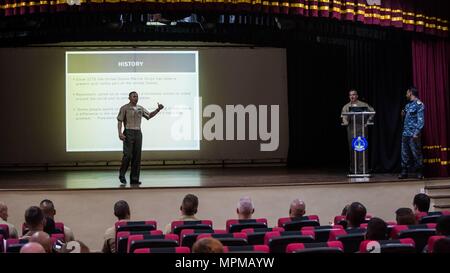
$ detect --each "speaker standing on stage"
[399,87,424,179]
[341,89,375,174]
[117,91,164,185]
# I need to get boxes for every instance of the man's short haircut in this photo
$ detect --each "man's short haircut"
[366,217,388,240]
[346,202,367,227]
[409,86,419,97]
[395,207,416,225]
[129,91,137,97]
[25,206,44,228]
[349,89,358,95]
[182,194,199,216]
[237,196,254,216]
[114,200,130,220]
[436,215,450,236]
[413,193,430,212]
[433,238,450,253]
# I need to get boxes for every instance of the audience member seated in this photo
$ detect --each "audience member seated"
[346,202,367,228]
[40,199,75,241]
[102,200,131,253]
[413,193,430,218]
[20,242,46,253]
[237,196,255,220]
[21,206,45,239]
[365,217,388,241]
[165,194,200,234]
[0,201,19,238]
[289,199,306,218]
[61,240,90,253]
[29,231,52,253]
[192,237,224,253]
[433,238,450,253]
[396,207,417,225]
[436,215,450,236]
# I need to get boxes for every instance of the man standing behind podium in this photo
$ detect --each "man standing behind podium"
[341,89,375,174]
[399,87,424,179]
[117,91,164,185]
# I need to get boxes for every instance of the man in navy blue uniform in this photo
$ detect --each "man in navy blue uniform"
[399,87,425,179]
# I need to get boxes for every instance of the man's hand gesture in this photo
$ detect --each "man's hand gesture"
[157,103,164,110]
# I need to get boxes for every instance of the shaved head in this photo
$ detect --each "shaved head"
[289,199,306,218]
[30,231,52,253]
[20,242,46,253]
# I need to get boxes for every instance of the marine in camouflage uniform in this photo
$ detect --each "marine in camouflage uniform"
[399,87,425,179]
[341,90,375,174]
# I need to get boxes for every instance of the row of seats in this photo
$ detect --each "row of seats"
[113,221,441,253]
[0,234,64,253]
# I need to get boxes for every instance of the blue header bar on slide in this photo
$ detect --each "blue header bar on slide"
[66,51,197,73]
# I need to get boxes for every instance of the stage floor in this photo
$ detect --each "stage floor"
[0,167,442,191]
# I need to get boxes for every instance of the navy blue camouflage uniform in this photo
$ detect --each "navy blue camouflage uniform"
[401,98,425,173]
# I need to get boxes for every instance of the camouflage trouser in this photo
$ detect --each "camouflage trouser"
[401,135,423,172]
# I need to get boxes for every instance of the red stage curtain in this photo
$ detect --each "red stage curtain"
[412,39,450,177]
[0,0,448,37]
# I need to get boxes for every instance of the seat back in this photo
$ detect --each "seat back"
[134,247,191,253]
[5,238,29,253]
[278,215,320,230]
[265,231,315,253]
[286,241,344,253]
[301,225,344,242]
[241,227,285,245]
[171,220,213,235]
[0,224,10,239]
[180,229,218,248]
[398,229,436,252]
[223,245,270,253]
[197,233,248,246]
[116,230,163,253]
[115,220,157,233]
[427,235,447,253]
[329,228,366,253]
[127,234,179,253]
[359,239,416,253]
[226,219,268,233]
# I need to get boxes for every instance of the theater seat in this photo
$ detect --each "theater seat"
[226,219,268,233]
[171,220,213,235]
[116,230,164,253]
[180,229,219,248]
[391,224,436,253]
[5,238,29,253]
[134,247,191,253]
[359,239,416,253]
[277,215,320,230]
[223,245,270,253]
[0,224,10,239]
[329,228,366,253]
[0,234,4,252]
[197,232,248,246]
[115,220,157,233]
[241,227,285,245]
[286,241,344,253]
[265,230,315,253]
[127,234,179,253]
[426,236,447,253]
[419,211,450,224]
[301,225,344,242]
